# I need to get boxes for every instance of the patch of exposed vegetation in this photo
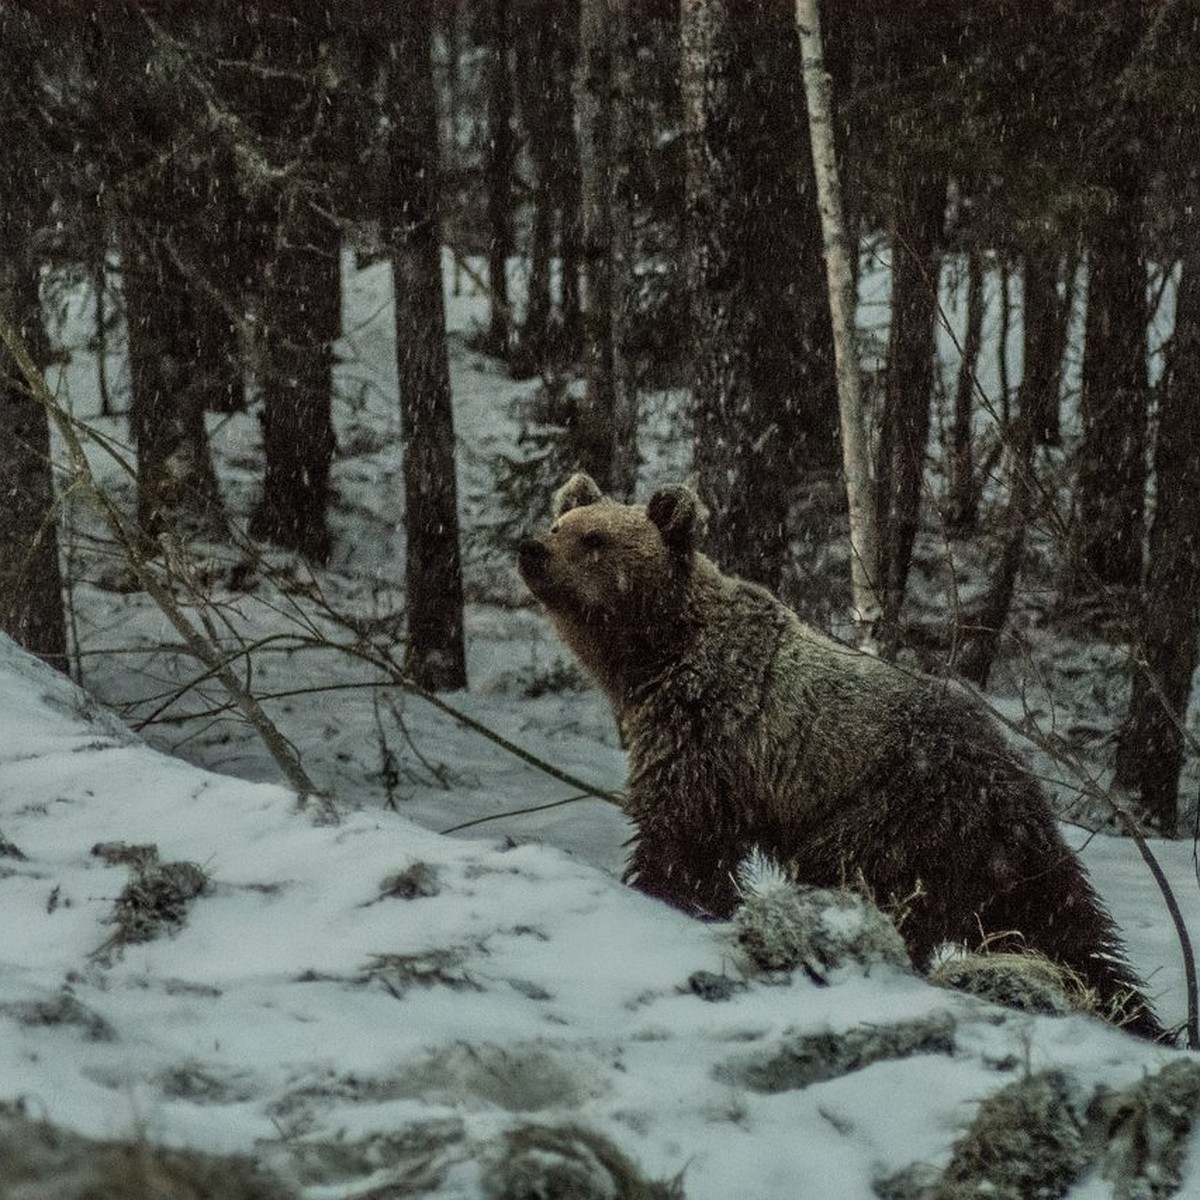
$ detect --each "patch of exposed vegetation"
[716,1013,957,1094]
[733,854,911,980]
[376,860,440,900]
[2,987,114,1041]
[877,1061,1200,1200]
[364,948,482,998]
[0,1103,292,1199]
[483,1123,686,1200]
[91,841,209,960]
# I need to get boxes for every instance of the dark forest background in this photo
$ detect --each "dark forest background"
[3,0,1200,837]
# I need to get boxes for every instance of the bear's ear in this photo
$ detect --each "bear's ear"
[647,484,704,555]
[554,472,605,517]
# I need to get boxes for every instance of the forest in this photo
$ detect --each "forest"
[4,0,1200,838]
[1,0,1198,818]
[3,1,1200,1194]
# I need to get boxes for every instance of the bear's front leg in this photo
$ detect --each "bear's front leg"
[624,820,749,920]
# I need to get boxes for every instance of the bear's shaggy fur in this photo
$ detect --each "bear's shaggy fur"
[516,473,1161,1038]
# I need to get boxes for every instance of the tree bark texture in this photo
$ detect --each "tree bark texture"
[94,11,228,540]
[0,253,68,673]
[245,8,339,563]
[556,0,584,350]
[684,0,838,592]
[795,0,880,640]
[877,161,946,644]
[383,0,468,692]
[1068,157,1148,605]
[517,10,556,369]
[485,0,515,354]
[1114,248,1200,835]
[576,0,637,498]
[0,7,66,668]
[121,173,226,540]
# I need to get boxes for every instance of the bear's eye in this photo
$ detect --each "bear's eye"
[579,531,607,553]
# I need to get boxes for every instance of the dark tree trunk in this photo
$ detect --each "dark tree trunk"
[954,248,1070,687]
[877,163,946,644]
[944,249,984,533]
[555,0,583,352]
[246,8,339,563]
[382,0,468,692]
[514,0,581,371]
[194,145,248,416]
[249,199,340,563]
[514,5,556,372]
[1020,248,1071,449]
[997,259,1012,426]
[1114,246,1200,836]
[0,9,66,670]
[122,191,225,540]
[1067,156,1148,608]
[485,0,515,355]
[91,246,114,418]
[576,0,636,498]
[0,255,68,672]
[683,0,837,591]
[96,8,226,540]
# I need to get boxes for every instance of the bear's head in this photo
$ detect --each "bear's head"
[517,474,705,678]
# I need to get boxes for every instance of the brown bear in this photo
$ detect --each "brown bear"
[517,472,1162,1039]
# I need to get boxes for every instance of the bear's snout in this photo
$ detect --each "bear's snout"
[516,537,550,580]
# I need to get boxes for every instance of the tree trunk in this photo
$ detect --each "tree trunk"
[383,0,468,692]
[877,162,946,645]
[684,0,837,592]
[576,0,636,498]
[555,0,584,352]
[485,0,515,355]
[246,9,339,563]
[1114,246,1200,835]
[92,9,239,541]
[516,2,571,374]
[194,145,248,416]
[944,249,984,533]
[514,4,557,374]
[795,0,880,642]
[0,253,68,672]
[954,248,1069,687]
[121,197,225,540]
[1067,156,1148,609]
[249,201,340,563]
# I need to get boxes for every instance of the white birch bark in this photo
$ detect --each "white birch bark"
[794,0,882,647]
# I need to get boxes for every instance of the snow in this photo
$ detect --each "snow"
[3,251,1198,1195]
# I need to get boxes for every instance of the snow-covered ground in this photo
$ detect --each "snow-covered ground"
[1,252,1198,1195]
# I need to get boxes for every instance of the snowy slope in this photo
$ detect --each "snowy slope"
[10,247,1200,1195]
[0,632,1195,1198]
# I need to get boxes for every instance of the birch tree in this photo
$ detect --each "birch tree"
[795,0,880,643]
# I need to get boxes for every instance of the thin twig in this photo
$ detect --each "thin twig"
[441,793,594,835]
